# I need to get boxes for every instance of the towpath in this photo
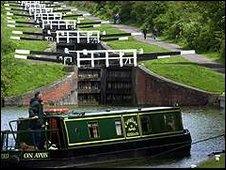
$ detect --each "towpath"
[84,14,225,74]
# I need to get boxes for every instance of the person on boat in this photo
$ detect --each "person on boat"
[28,91,46,150]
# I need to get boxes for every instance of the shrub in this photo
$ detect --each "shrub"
[79,1,224,59]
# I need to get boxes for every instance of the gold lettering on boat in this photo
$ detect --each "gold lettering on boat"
[1,153,10,159]
[23,152,49,159]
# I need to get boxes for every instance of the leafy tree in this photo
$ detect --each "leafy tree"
[75,1,225,63]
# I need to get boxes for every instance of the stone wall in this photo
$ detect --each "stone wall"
[135,65,220,107]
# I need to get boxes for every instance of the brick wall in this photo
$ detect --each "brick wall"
[135,65,219,107]
[4,68,78,106]
[4,64,220,107]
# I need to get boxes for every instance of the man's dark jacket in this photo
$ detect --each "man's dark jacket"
[28,97,45,129]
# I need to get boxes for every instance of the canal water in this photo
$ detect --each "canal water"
[1,106,225,168]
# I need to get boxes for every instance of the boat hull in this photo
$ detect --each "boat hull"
[1,130,191,168]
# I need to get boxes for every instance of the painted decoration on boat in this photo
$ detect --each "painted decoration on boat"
[123,115,140,137]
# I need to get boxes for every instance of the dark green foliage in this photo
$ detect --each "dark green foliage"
[76,1,225,63]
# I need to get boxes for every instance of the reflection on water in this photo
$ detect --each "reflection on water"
[1,106,225,168]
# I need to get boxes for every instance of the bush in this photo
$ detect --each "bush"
[195,25,213,52]
[79,1,225,59]
[118,2,134,23]
[181,21,202,50]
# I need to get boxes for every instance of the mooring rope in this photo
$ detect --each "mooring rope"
[149,133,225,159]
[191,134,225,145]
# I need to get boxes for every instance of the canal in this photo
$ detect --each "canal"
[1,106,225,168]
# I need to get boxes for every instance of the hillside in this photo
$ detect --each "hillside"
[1,4,66,98]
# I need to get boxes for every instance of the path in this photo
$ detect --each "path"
[83,13,225,74]
[112,24,225,74]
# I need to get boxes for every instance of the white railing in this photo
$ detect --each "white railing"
[68,49,138,68]
[35,13,62,22]
[21,1,40,6]
[30,7,53,16]
[42,19,77,29]
[24,3,45,11]
[56,30,100,43]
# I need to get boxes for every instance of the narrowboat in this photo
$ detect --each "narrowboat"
[1,107,192,168]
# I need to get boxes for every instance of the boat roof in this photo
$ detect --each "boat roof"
[59,106,180,119]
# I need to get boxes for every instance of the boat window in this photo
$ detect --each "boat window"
[163,114,176,131]
[140,115,151,135]
[115,120,123,136]
[88,122,99,139]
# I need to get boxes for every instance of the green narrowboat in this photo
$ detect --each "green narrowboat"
[1,106,192,168]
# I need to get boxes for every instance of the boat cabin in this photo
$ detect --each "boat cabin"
[62,107,185,148]
[2,107,189,151]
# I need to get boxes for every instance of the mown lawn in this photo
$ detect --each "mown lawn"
[107,37,168,53]
[141,56,225,94]
[1,11,50,51]
[1,5,66,97]
[3,53,66,97]
[201,51,224,64]
[80,23,125,34]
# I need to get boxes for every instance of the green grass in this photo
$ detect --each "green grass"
[107,37,169,53]
[141,56,225,94]
[81,23,125,34]
[1,8,50,52]
[1,5,66,97]
[201,51,224,64]
[81,17,95,22]
[198,154,225,168]
[3,53,65,97]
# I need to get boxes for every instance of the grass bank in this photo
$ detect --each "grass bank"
[107,37,168,53]
[201,51,224,64]
[1,5,66,97]
[197,154,225,168]
[141,56,225,94]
